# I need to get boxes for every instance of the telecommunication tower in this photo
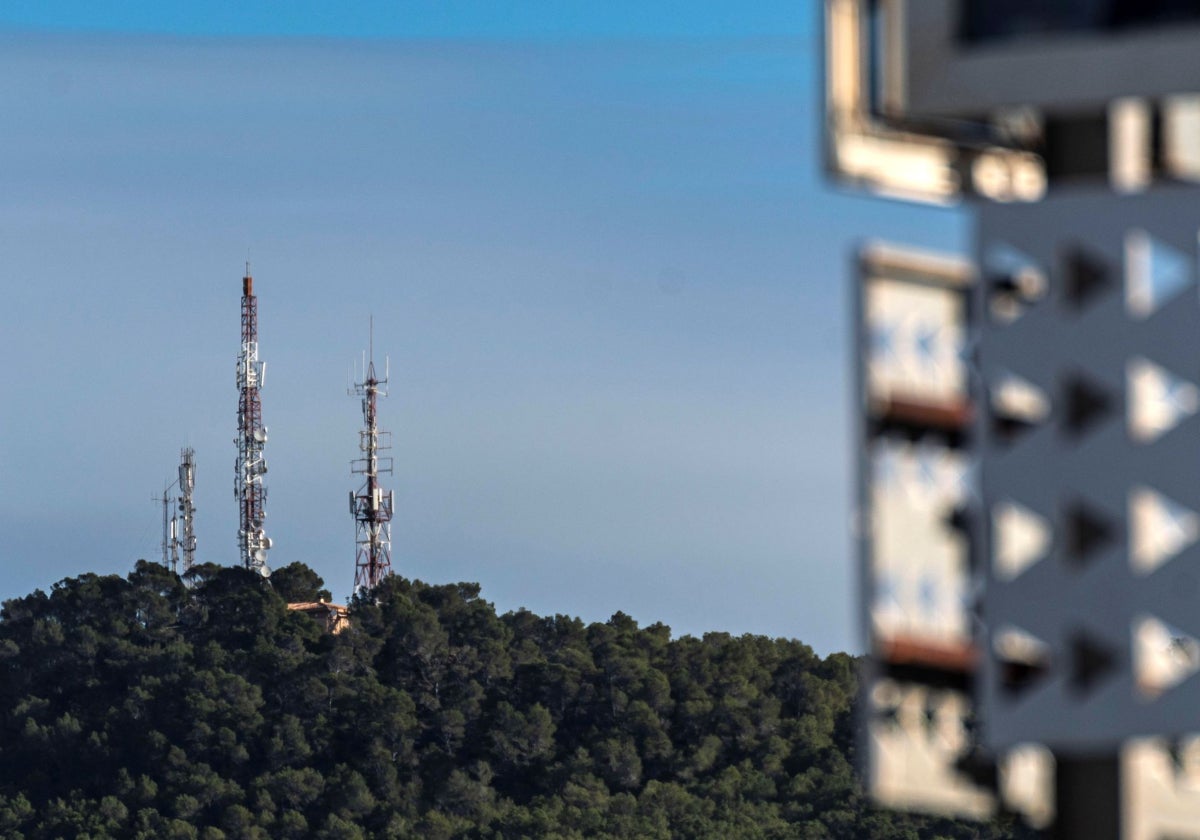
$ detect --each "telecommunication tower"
[177,447,197,574]
[155,479,180,574]
[349,322,394,593]
[154,448,197,576]
[235,270,272,576]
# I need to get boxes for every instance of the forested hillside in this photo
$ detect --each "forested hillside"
[0,562,1030,839]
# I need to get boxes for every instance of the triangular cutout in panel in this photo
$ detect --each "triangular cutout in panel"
[1063,501,1117,568]
[987,243,1047,324]
[988,243,1039,277]
[1063,374,1113,437]
[1126,230,1192,318]
[1069,632,1119,696]
[1134,616,1200,700]
[1128,357,1199,444]
[993,415,1037,446]
[1063,246,1111,311]
[1130,487,1200,575]
[945,504,971,534]
[994,502,1052,581]
[991,373,1050,444]
[999,745,1055,830]
[994,625,1052,697]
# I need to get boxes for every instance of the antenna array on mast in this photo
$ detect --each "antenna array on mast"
[154,479,180,574]
[236,271,272,576]
[153,448,198,576]
[349,320,394,593]
[178,447,197,574]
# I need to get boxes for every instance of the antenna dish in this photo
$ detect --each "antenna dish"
[254,549,267,563]
[264,537,274,550]
[253,429,268,443]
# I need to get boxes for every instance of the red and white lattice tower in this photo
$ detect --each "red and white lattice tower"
[236,270,272,576]
[349,324,394,592]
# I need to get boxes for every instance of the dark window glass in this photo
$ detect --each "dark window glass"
[961,0,1200,44]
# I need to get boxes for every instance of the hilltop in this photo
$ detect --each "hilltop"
[0,561,1030,838]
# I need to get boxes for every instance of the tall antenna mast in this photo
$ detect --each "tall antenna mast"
[178,447,197,574]
[168,497,180,574]
[154,479,179,573]
[349,318,394,593]
[154,482,177,573]
[236,270,272,577]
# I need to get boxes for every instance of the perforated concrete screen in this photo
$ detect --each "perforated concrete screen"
[855,244,1059,827]
[836,3,1200,833]
[856,246,998,819]
[1123,736,1200,840]
[866,679,994,819]
[867,281,968,410]
[864,270,973,659]
[870,440,970,649]
[857,247,975,664]
[976,186,1200,752]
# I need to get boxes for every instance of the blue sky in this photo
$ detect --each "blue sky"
[1,1,810,40]
[0,1,964,653]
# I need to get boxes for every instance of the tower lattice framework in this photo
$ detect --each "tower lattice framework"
[178,447,197,574]
[236,272,271,576]
[350,329,394,593]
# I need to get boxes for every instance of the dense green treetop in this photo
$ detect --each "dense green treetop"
[0,562,1032,839]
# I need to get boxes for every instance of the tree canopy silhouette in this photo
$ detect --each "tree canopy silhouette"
[0,562,1031,839]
